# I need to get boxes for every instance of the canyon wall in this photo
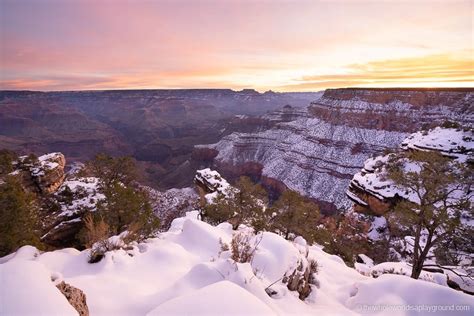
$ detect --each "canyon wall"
[200,88,473,211]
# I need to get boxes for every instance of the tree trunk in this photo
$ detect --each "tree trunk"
[411,228,434,279]
[410,223,422,279]
[411,261,423,279]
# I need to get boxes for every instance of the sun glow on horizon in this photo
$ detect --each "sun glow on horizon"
[0,0,473,91]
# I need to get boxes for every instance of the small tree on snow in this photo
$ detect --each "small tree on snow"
[270,190,321,242]
[386,150,472,279]
[202,176,269,231]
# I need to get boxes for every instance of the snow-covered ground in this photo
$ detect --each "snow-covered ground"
[1,212,473,315]
[56,177,105,217]
[401,127,473,162]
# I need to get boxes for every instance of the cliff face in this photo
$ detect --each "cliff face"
[310,88,473,131]
[200,88,473,210]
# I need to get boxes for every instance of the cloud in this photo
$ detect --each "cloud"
[1,1,472,91]
[279,53,474,91]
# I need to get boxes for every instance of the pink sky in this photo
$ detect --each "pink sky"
[0,0,473,91]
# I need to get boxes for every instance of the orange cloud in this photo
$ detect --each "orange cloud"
[280,53,474,91]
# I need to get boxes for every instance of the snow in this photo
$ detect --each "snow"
[401,127,473,162]
[347,274,472,316]
[2,213,473,315]
[146,281,275,316]
[0,260,77,316]
[56,177,105,217]
[38,152,62,162]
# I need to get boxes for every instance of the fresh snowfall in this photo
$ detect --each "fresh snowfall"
[1,210,473,315]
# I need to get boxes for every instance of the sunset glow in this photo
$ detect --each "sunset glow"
[1,0,473,91]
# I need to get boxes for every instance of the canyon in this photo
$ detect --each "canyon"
[0,89,321,188]
[200,88,473,212]
[1,88,472,213]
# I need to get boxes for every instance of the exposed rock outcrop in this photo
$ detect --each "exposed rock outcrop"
[56,281,89,316]
[145,186,198,231]
[14,152,66,194]
[194,168,231,194]
[41,176,104,248]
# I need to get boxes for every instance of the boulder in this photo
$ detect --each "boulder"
[56,281,89,316]
[33,153,66,194]
[14,152,66,194]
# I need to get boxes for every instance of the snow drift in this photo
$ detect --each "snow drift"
[1,212,473,315]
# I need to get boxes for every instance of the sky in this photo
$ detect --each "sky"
[0,0,473,91]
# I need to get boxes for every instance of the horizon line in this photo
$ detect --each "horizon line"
[1,86,474,94]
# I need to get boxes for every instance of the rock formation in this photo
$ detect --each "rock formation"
[13,152,66,194]
[56,281,89,316]
[194,168,231,194]
[200,88,473,210]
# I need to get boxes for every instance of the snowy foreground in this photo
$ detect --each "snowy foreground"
[1,212,473,316]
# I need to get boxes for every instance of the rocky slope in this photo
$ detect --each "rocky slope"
[199,88,474,211]
[3,151,203,248]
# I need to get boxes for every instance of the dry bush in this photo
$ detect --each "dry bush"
[121,221,142,245]
[228,232,262,263]
[219,238,230,253]
[83,213,110,248]
[283,258,320,300]
[82,213,113,263]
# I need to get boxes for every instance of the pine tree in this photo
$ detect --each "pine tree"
[202,176,269,231]
[202,193,236,226]
[386,150,472,279]
[0,149,17,176]
[84,153,137,188]
[312,212,370,265]
[96,183,160,240]
[231,177,269,231]
[270,190,321,242]
[0,176,41,256]
[80,154,159,244]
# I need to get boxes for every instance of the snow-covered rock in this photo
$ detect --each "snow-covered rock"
[401,127,473,163]
[145,186,199,230]
[194,168,234,204]
[11,152,66,194]
[348,127,473,215]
